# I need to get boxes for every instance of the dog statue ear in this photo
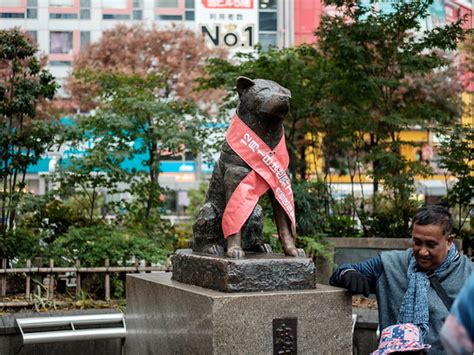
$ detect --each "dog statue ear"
[236,76,255,96]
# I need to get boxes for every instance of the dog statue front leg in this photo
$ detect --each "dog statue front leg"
[224,164,251,259]
[226,231,245,258]
[270,194,305,258]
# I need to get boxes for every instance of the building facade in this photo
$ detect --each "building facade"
[0,0,316,91]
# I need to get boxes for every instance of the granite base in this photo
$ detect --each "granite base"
[125,273,352,355]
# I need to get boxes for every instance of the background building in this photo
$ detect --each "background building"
[1,0,472,209]
[0,0,317,91]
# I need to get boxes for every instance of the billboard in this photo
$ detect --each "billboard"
[195,0,258,49]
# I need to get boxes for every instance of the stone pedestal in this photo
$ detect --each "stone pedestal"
[125,273,352,354]
[172,250,316,292]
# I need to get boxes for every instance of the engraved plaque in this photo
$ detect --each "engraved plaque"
[273,318,297,355]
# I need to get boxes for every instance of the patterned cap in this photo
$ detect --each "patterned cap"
[371,323,431,354]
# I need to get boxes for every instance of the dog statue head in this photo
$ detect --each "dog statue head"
[235,77,292,145]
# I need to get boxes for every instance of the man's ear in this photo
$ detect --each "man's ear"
[236,76,255,96]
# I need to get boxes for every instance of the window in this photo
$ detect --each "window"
[80,31,90,49]
[184,10,194,21]
[259,0,277,9]
[185,0,194,21]
[26,8,37,18]
[80,8,90,19]
[156,14,182,20]
[49,60,72,66]
[80,0,90,19]
[259,0,278,50]
[50,31,73,54]
[0,12,24,17]
[132,9,142,19]
[258,33,277,51]
[132,0,142,19]
[259,12,277,31]
[103,14,130,19]
[50,12,78,18]
[155,0,178,8]
[27,0,38,19]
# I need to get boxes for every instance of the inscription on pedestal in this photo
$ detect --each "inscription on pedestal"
[273,318,297,355]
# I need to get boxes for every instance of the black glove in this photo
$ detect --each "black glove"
[340,270,370,297]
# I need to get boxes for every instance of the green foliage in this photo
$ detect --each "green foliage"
[51,71,217,265]
[20,194,90,238]
[67,71,213,228]
[186,182,209,218]
[437,124,474,239]
[316,0,464,184]
[327,214,359,238]
[0,29,59,257]
[112,277,125,299]
[292,180,331,236]
[8,191,175,270]
[359,201,419,239]
[52,224,170,266]
[262,216,282,253]
[297,235,333,263]
[178,182,209,246]
[3,227,46,263]
[315,0,465,234]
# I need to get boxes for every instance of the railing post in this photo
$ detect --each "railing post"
[34,257,41,297]
[105,259,110,302]
[48,259,54,300]
[75,259,81,299]
[25,259,31,300]
[1,258,6,297]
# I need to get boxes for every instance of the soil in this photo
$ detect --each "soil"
[352,295,378,309]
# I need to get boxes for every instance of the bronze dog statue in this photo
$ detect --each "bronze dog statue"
[191,77,304,259]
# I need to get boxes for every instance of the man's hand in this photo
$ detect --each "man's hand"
[340,270,370,297]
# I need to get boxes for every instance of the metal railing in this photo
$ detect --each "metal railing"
[17,313,126,345]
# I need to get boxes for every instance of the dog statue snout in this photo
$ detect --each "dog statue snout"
[261,93,290,117]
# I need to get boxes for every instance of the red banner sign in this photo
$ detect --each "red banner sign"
[201,0,253,9]
[221,113,296,239]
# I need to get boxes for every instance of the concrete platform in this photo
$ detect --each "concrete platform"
[125,273,352,355]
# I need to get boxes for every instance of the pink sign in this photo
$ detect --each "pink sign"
[201,0,253,9]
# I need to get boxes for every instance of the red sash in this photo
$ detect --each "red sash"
[221,113,296,239]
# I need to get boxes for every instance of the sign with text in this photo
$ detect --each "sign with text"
[196,0,258,50]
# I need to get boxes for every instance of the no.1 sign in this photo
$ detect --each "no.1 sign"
[201,24,254,47]
[196,0,258,50]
